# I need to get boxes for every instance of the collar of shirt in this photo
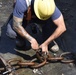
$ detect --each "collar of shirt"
[26,0,31,7]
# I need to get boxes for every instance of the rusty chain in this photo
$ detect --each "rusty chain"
[0,55,14,75]
[0,50,75,75]
[36,50,75,63]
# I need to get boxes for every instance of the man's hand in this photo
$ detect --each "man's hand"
[30,38,39,50]
[39,43,48,53]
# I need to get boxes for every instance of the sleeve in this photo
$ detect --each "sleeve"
[51,6,62,20]
[13,0,27,18]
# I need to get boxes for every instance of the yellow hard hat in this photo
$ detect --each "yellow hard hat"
[34,0,56,20]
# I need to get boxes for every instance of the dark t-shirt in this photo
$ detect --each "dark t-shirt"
[13,0,61,20]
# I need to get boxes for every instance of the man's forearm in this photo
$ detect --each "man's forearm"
[44,26,66,45]
[13,16,34,43]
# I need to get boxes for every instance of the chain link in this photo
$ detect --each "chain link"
[0,51,75,74]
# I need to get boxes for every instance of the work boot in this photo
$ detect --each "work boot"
[15,39,25,50]
[50,41,59,52]
[15,39,31,50]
